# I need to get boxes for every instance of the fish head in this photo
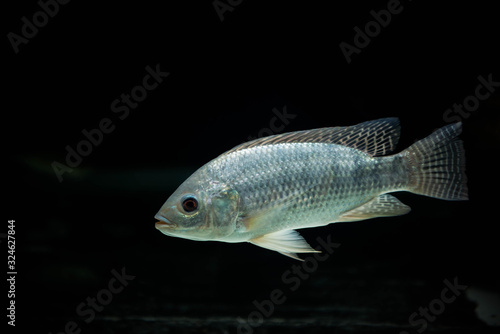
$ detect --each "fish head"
[155,174,240,241]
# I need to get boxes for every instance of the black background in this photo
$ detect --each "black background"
[4,1,500,333]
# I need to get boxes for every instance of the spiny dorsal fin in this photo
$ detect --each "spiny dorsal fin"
[225,118,401,157]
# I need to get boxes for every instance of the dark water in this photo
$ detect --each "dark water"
[5,1,500,333]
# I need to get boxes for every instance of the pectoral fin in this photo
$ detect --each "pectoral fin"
[249,229,320,261]
[242,184,317,232]
[338,194,411,222]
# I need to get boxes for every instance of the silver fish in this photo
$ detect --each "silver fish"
[155,118,468,260]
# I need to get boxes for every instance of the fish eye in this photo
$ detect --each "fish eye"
[181,196,198,213]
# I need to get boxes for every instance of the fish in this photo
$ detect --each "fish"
[155,118,468,260]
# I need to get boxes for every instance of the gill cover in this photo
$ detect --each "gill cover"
[208,187,240,238]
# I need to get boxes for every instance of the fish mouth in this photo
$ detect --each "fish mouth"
[155,214,176,229]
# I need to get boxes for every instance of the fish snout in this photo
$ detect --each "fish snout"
[155,213,176,229]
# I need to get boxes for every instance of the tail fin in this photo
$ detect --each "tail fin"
[402,122,468,200]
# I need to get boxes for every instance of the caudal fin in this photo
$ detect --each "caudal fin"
[402,122,468,201]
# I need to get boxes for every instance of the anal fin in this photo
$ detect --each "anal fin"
[249,229,320,261]
[338,194,410,222]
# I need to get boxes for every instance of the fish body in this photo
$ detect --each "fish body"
[155,118,467,259]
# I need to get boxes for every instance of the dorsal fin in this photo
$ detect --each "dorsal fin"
[224,117,401,157]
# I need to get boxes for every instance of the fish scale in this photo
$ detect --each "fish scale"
[155,118,468,260]
[203,142,406,238]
